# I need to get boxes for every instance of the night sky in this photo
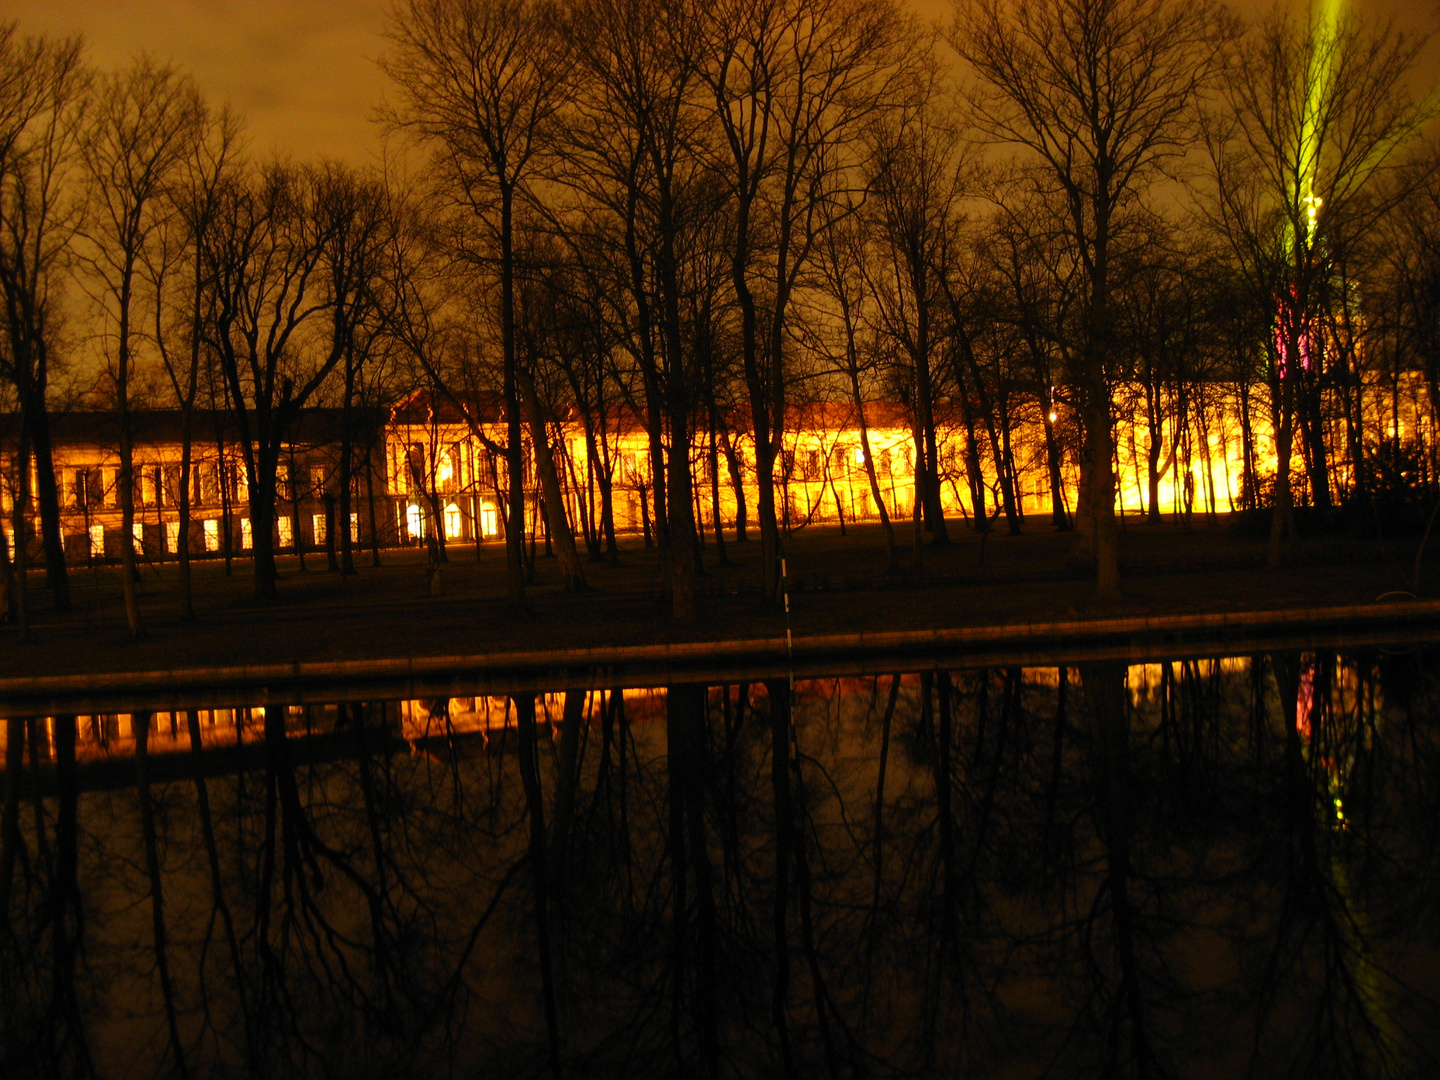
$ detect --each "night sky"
[4,0,1435,167]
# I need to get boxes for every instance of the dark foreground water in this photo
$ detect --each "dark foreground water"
[3,646,1439,1079]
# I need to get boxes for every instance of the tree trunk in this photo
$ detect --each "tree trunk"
[177,415,196,620]
[519,372,585,592]
[720,427,747,543]
[664,416,698,622]
[0,501,16,626]
[1042,398,1069,530]
[499,183,528,609]
[23,394,71,612]
[1268,414,1295,569]
[217,423,233,578]
[365,446,382,567]
[1085,394,1121,598]
[323,493,338,571]
[339,360,358,576]
[707,401,730,565]
[247,456,280,599]
[912,257,949,546]
[288,449,306,572]
[10,439,31,639]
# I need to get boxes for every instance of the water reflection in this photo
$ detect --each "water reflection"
[2,651,1438,1078]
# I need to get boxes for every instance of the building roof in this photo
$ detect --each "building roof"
[2,407,387,450]
[387,389,920,435]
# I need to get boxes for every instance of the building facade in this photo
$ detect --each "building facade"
[5,373,1431,563]
[2,408,390,563]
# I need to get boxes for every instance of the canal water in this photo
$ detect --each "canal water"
[2,645,1438,1078]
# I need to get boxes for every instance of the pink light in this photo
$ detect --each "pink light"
[1275,286,1313,379]
[1296,662,1315,738]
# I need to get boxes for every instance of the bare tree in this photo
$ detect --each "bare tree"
[383,0,573,609]
[149,105,243,620]
[948,0,1231,597]
[1204,7,1433,567]
[80,56,205,637]
[1110,220,1201,523]
[864,81,967,559]
[513,233,587,590]
[1381,145,1440,494]
[555,0,712,617]
[0,25,87,615]
[700,0,917,601]
[205,163,343,600]
[312,162,393,578]
[981,182,1083,531]
[802,206,901,572]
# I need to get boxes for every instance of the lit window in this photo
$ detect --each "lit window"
[350,512,359,539]
[854,446,866,465]
[278,516,293,548]
[89,524,104,556]
[241,518,252,549]
[312,513,327,544]
[204,519,219,551]
[406,504,423,539]
[480,501,498,538]
[444,502,462,538]
[132,522,144,548]
[165,521,180,552]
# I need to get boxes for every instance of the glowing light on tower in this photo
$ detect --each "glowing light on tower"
[1276,0,1343,380]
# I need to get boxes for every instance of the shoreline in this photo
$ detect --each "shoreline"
[6,596,1437,714]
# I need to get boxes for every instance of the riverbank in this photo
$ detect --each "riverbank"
[4,514,1436,700]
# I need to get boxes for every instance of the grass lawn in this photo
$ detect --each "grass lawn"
[3,512,1435,679]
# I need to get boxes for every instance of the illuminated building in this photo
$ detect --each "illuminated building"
[1,367,1430,563]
